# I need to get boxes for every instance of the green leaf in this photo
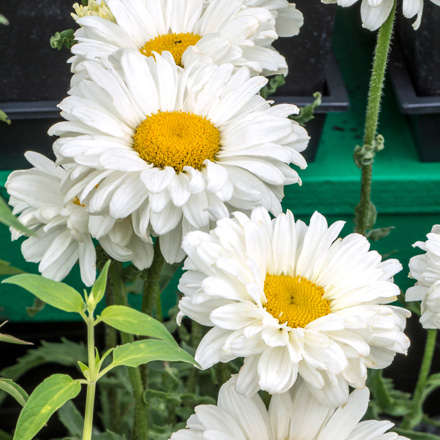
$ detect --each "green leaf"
[0,429,12,440]
[13,374,81,440]
[0,14,8,25]
[26,297,45,318]
[2,274,84,314]
[0,197,32,234]
[260,75,285,99]
[50,29,75,50]
[1,338,87,383]
[112,339,197,369]
[0,109,10,125]
[0,378,29,406]
[290,92,322,126]
[0,260,24,276]
[367,226,395,242]
[393,428,440,440]
[58,401,84,437]
[94,432,127,440]
[0,332,32,345]
[89,260,111,308]
[100,305,176,345]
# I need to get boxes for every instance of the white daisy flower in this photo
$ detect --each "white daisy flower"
[49,51,308,264]
[171,375,409,440]
[177,208,410,406]
[406,225,440,328]
[322,0,440,31]
[6,152,153,286]
[71,0,291,76]
[241,0,304,37]
[401,0,440,30]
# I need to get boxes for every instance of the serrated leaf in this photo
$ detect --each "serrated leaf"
[0,197,32,234]
[58,401,84,437]
[0,338,87,384]
[3,274,84,314]
[90,260,111,309]
[394,428,440,440]
[0,378,29,406]
[100,305,176,345]
[0,260,24,276]
[112,339,197,369]
[14,374,81,440]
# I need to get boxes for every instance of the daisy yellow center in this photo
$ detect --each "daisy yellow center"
[264,274,331,328]
[133,111,221,172]
[140,32,202,67]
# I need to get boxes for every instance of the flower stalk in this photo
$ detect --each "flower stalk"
[401,329,438,430]
[354,0,397,236]
[110,260,149,440]
[83,313,97,440]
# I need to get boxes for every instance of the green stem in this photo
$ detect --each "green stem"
[141,240,165,387]
[110,260,149,440]
[141,240,165,316]
[401,329,438,430]
[354,1,396,236]
[83,316,96,440]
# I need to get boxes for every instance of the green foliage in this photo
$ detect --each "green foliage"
[0,322,32,345]
[112,339,197,369]
[0,378,29,406]
[260,75,285,99]
[100,305,176,345]
[50,29,75,50]
[26,298,46,318]
[14,374,81,440]
[89,260,111,309]
[367,370,411,419]
[367,226,395,242]
[1,338,87,383]
[394,429,440,440]
[0,260,24,276]
[0,197,32,235]
[0,14,9,25]
[58,401,84,437]
[0,109,10,125]
[290,92,322,126]
[3,274,85,314]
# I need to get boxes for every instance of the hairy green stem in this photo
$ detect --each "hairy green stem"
[141,240,165,387]
[141,240,165,316]
[354,1,396,236]
[401,329,438,430]
[110,260,149,440]
[83,315,96,440]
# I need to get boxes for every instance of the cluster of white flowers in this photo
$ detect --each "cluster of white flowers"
[7,0,307,284]
[6,0,422,438]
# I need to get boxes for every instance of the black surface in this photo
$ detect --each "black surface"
[0,0,73,102]
[273,0,337,96]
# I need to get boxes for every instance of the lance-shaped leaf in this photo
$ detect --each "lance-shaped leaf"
[0,322,32,345]
[0,378,29,406]
[112,339,197,369]
[0,197,32,234]
[14,374,81,440]
[3,275,84,314]
[89,260,111,308]
[0,260,24,276]
[100,305,176,345]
